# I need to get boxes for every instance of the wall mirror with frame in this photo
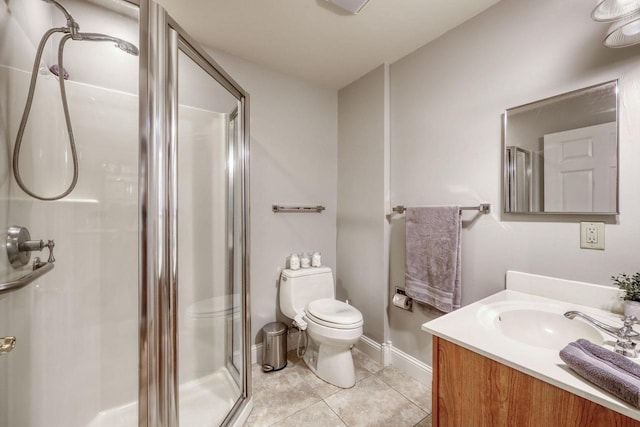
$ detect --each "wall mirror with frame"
[503,80,619,215]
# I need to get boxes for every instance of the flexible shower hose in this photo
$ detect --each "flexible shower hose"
[13,27,79,201]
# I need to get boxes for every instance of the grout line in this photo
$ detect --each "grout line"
[256,349,421,427]
[374,367,433,414]
[265,399,322,427]
[412,413,432,427]
[322,398,349,427]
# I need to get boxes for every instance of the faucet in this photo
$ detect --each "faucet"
[564,311,640,357]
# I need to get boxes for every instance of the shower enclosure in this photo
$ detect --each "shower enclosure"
[0,0,250,425]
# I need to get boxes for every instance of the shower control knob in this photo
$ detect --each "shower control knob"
[6,226,56,269]
[46,240,55,263]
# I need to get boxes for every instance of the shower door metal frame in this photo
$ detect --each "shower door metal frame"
[138,1,251,425]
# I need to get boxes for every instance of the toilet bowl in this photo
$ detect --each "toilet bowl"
[279,267,363,388]
[303,298,363,387]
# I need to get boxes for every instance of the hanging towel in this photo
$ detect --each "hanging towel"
[559,339,640,408]
[404,206,461,313]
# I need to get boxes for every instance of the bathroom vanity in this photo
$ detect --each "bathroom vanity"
[423,271,640,427]
[432,337,639,426]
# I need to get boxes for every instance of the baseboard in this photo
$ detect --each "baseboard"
[254,335,432,387]
[356,336,432,386]
[390,345,432,386]
[355,335,382,364]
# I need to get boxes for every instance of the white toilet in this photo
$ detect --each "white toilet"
[279,266,363,388]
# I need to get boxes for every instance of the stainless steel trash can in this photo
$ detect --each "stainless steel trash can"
[262,321,287,372]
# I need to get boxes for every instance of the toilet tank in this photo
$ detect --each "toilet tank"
[279,267,334,320]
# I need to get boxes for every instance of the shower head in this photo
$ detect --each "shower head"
[77,32,140,56]
[115,40,140,56]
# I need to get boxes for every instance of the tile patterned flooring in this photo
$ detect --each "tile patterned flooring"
[245,348,433,427]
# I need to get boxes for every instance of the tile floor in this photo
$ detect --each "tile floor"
[245,348,432,427]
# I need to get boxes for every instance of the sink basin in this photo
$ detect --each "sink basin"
[498,309,605,350]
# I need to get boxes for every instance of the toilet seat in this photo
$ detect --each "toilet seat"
[305,298,363,329]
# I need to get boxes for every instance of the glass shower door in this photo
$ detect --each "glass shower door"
[139,2,250,425]
[176,49,244,426]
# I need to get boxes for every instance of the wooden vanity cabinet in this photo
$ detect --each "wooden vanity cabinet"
[432,337,640,427]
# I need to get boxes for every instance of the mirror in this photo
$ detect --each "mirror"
[503,80,618,214]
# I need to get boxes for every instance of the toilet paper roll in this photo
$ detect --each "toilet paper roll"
[392,294,412,310]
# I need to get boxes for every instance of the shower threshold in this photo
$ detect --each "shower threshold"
[87,367,241,427]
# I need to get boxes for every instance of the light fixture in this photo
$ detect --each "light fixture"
[325,0,371,15]
[603,12,640,47]
[592,0,640,22]
[591,0,640,47]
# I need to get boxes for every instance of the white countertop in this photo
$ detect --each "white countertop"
[422,277,640,422]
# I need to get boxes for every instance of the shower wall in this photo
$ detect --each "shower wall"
[0,0,139,425]
[0,2,55,425]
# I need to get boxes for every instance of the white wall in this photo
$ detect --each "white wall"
[207,49,338,344]
[337,65,389,343]
[388,0,640,365]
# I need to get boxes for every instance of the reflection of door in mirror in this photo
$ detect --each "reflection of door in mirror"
[503,80,618,215]
[506,146,532,212]
[543,122,617,213]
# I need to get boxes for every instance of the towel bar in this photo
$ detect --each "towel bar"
[272,204,326,213]
[392,204,491,215]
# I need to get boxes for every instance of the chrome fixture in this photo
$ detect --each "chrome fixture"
[0,226,56,294]
[392,287,413,312]
[13,0,139,201]
[564,311,640,357]
[391,203,491,215]
[272,204,326,213]
[0,263,55,294]
[0,337,16,355]
[7,226,55,268]
[591,0,640,47]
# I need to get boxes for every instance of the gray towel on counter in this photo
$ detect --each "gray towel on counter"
[404,206,461,313]
[559,338,640,408]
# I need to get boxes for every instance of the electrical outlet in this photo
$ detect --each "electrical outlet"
[580,222,605,250]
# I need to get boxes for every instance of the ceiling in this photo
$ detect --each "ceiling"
[156,0,501,89]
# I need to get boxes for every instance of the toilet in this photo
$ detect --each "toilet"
[279,266,363,388]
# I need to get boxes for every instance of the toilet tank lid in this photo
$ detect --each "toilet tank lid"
[281,266,332,278]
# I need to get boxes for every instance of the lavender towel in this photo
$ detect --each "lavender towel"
[404,206,461,313]
[559,339,640,408]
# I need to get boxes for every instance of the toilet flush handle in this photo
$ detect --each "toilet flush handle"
[293,314,307,331]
